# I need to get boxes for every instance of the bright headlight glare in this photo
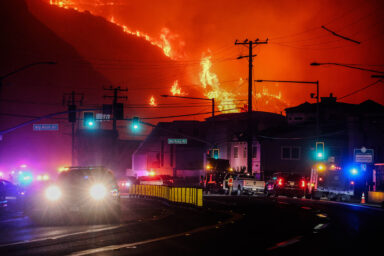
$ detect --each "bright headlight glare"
[90,184,107,200]
[45,185,62,201]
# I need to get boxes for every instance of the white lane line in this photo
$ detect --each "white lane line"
[0,225,124,248]
[266,236,303,251]
[313,223,328,230]
[69,212,243,256]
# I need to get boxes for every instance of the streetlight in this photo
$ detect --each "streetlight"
[255,79,320,139]
[310,62,384,74]
[0,61,57,90]
[160,95,215,118]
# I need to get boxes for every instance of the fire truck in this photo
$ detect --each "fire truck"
[201,158,230,194]
[308,162,356,201]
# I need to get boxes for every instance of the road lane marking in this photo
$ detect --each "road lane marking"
[316,213,327,218]
[69,211,243,256]
[0,225,124,248]
[266,236,303,251]
[313,223,329,234]
[0,207,173,248]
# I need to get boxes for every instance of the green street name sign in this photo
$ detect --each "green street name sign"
[168,138,187,144]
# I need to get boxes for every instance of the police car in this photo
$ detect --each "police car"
[0,179,24,212]
[25,166,121,224]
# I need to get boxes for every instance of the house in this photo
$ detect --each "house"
[132,112,285,180]
[260,95,384,192]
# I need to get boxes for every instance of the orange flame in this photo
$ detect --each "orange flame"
[199,52,238,113]
[49,1,181,59]
[149,96,157,106]
[170,80,186,96]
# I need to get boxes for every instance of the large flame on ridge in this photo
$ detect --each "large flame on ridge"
[49,1,182,59]
[199,53,238,113]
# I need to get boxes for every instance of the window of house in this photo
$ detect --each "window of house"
[243,147,247,158]
[281,146,301,160]
[252,146,257,158]
[281,147,291,159]
[291,147,300,160]
[234,146,238,158]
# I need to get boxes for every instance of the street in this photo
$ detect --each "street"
[1,196,383,255]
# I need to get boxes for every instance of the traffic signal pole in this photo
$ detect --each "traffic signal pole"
[63,91,84,166]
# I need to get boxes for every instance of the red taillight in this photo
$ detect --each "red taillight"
[301,180,306,188]
[278,178,283,186]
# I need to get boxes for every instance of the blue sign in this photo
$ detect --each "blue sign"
[33,124,59,131]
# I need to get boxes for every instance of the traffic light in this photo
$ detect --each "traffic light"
[68,105,76,123]
[132,116,140,131]
[315,142,325,160]
[213,148,219,159]
[83,112,95,128]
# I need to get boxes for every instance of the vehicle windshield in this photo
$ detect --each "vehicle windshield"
[58,168,115,185]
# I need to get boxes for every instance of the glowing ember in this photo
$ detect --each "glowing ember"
[199,52,238,113]
[170,80,186,96]
[149,96,157,106]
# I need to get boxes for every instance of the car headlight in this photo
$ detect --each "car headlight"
[45,185,62,201]
[90,184,107,200]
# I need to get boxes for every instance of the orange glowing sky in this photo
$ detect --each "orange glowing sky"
[42,0,384,113]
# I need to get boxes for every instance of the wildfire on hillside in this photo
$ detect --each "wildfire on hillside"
[47,0,287,115]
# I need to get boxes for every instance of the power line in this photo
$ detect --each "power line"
[338,79,382,100]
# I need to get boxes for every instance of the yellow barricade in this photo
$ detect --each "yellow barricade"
[125,184,202,207]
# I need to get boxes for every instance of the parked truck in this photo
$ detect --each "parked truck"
[223,173,265,195]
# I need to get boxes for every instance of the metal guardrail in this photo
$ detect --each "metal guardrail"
[125,185,203,207]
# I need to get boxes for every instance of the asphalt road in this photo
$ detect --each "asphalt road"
[0,196,383,255]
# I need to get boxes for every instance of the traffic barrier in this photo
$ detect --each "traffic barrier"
[125,185,203,207]
[368,191,384,204]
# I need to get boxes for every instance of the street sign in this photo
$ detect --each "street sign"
[33,124,59,131]
[168,138,187,144]
[354,147,374,163]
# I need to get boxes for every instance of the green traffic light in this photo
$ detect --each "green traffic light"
[131,116,140,131]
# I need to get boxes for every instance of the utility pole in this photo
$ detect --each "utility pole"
[63,91,84,166]
[103,86,128,133]
[235,39,268,178]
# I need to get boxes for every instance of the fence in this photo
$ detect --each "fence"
[125,185,203,207]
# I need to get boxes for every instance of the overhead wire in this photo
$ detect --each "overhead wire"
[338,79,383,100]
